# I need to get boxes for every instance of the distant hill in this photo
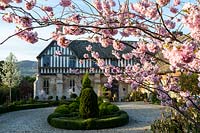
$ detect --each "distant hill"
[17,60,37,77]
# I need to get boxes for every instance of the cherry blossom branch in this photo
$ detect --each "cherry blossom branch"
[0,25,50,45]
[187,97,200,112]
[156,4,181,43]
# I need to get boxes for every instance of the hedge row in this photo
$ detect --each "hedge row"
[0,100,75,114]
[0,103,51,114]
[48,110,129,130]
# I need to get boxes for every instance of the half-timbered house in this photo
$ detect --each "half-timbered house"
[34,40,136,101]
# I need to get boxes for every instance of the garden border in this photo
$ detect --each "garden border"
[47,110,129,130]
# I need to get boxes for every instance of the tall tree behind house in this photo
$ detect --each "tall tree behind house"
[0,53,20,102]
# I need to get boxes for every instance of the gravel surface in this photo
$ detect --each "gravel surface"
[0,102,165,133]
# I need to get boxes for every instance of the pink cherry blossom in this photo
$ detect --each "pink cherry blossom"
[91,51,99,59]
[147,43,158,53]
[93,0,102,11]
[57,36,70,48]
[2,13,13,23]
[170,7,178,14]
[15,28,38,44]
[79,60,83,64]
[83,54,89,59]
[186,100,193,107]
[100,38,112,48]
[1,0,200,124]
[113,40,125,51]
[156,0,170,7]
[25,0,36,10]
[14,0,22,3]
[164,20,176,29]
[60,0,71,7]
[109,0,116,7]
[67,14,81,24]
[131,81,139,90]
[173,0,180,6]
[104,83,112,88]
[13,16,32,28]
[180,91,190,98]
[112,50,120,59]
[0,0,11,6]
[0,6,5,10]
[55,50,62,56]
[86,45,92,52]
[122,53,133,60]
[42,6,53,12]
[97,59,105,68]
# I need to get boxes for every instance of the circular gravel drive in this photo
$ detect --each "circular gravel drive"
[0,102,165,133]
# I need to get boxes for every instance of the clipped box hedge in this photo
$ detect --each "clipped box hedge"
[48,110,129,130]
[0,103,51,114]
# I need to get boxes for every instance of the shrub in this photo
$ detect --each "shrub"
[47,112,65,123]
[61,96,66,100]
[54,104,70,114]
[99,102,111,116]
[14,100,26,105]
[56,96,59,101]
[27,98,35,104]
[47,110,129,130]
[70,93,78,99]
[79,73,93,97]
[82,73,92,89]
[58,100,71,106]
[35,96,39,100]
[49,100,59,106]
[99,102,119,116]
[95,111,129,129]
[98,96,104,105]
[69,101,79,112]
[79,88,99,119]
[150,93,160,104]
[107,104,120,113]
[179,73,200,95]
[0,103,51,114]
[126,90,148,101]
[48,96,53,100]
[151,109,200,132]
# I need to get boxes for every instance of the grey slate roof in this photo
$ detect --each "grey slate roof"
[37,40,135,59]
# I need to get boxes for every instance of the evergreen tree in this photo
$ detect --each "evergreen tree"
[79,73,99,118]
[0,53,20,102]
[82,73,92,89]
[79,73,92,97]
[79,88,99,118]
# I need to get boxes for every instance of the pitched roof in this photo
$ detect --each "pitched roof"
[37,40,135,59]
